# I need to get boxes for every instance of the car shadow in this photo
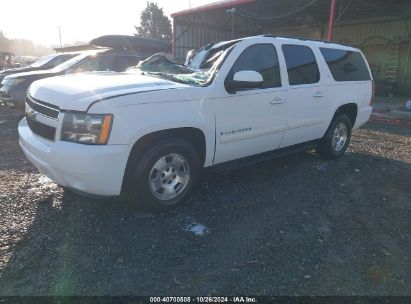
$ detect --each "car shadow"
[0,151,410,296]
[364,120,411,137]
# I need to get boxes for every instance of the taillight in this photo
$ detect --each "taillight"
[370,80,375,105]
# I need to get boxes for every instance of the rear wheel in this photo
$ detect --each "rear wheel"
[316,114,352,160]
[126,138,201,212]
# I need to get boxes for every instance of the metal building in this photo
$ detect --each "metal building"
[172,0,411,96]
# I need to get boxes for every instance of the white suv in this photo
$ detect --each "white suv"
[18,36,373,212]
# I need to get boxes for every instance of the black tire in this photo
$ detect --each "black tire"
[316,113,352,160]
[126,138,201,212]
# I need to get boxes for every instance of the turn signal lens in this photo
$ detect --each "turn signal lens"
[98,115,113,144]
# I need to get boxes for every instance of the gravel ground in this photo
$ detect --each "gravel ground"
[0,105,410,296]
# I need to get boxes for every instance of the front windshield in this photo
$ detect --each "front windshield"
[51,53,90,72]
[187,48,209,70]
[145,43,236,86]
[29,54,58,68]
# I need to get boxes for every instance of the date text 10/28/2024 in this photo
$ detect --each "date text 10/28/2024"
[150,297,257,303]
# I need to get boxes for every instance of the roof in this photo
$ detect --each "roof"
[90,35,170,52]
[171,0,256,17]
[261,35,354,48]
[231,35,357,50]
[54,44,99,53]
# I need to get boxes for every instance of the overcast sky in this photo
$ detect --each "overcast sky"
[0,0,220,46]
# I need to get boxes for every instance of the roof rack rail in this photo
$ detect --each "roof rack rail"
[259,34,351,47]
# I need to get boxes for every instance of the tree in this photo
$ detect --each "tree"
[135,2,172,41]
[0,31,11,51]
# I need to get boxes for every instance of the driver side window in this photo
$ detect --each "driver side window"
[226,44,281,90]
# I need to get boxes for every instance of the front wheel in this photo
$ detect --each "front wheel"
[126,138,201,212]
[316,114,352,160]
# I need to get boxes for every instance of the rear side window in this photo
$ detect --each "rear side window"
[320,48,371,81]
[97,55,116,71]
[52,55,74,67]
[76,55,142,72]
[282,45,320,85]
[75,55,115,72]
[113,56,142,72]
[46,54,74,69]
[227,44,281,90]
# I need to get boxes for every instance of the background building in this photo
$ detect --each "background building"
[172,0,411,96]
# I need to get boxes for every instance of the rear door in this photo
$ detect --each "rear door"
[279,44,329,147]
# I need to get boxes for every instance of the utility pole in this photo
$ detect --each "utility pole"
[226,8,236,39]
[327,0,336,40]
[58,26,62,48]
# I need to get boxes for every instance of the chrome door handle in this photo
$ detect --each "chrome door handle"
[269,97,287,105]
[313,92,325,98]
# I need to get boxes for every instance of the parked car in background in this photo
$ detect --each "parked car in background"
[0,49,146,109]
[0,53,76,84]
[15,56,39,68]
[18,35,373,212]
[0,52,15,70]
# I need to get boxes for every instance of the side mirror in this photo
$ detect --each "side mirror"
[226,70,263,93]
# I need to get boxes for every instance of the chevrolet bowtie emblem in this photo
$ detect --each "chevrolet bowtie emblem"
[26,108,36,120]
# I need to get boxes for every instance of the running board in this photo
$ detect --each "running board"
[209,140,320,172]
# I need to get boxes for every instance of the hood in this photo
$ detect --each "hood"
[29,72,188,111]
[0,66,41,75]
[0,66,41,82]
[5,69,59,80]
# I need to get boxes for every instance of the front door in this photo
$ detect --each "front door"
[213,43,287,164]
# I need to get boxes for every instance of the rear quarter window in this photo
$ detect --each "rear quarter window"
[320,48,371,81]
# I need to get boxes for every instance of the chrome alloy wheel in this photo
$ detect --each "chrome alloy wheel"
[332,122,348,152]
[148,153,190,201]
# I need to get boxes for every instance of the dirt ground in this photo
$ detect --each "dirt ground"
[0,104,410,296]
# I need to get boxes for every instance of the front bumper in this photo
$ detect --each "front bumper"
[18,118,130,196]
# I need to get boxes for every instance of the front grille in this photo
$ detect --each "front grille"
[0,91,11,99]
[26,115,56,141]
[26,96,59,119]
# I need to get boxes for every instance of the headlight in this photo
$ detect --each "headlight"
[2,78,26,86]
[61,113,113,145]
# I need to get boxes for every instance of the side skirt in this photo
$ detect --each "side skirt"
[209,139,320,172]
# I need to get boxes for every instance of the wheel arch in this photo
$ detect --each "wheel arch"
[333,103,358,127]
[122,127,207,192]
